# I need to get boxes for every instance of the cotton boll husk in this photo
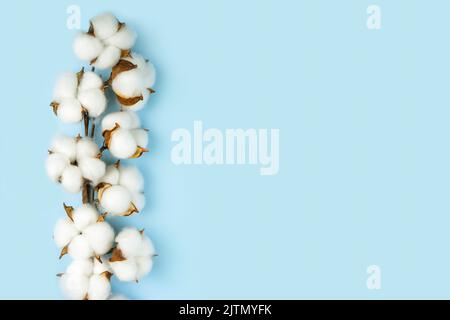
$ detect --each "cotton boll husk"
[60,273,89,300]
[72,204,98,231]
[122,89,149,111]
[78,71,103,91]
[77,89,107,118]
[100,165,120,185]
[88,274,111,300]
[109,260,138,282]
[68,234,94,259]
[109,129,137,159]
[141,236,156,257]
[56,98,83,123]
[45,153,69,182]
[119,165,144,193]
[90,12,119,40]
[61,165,83,193]
[51,135,77,162]
[116,228,143,258]
[93,259,112,275]
[73,33,104,61]
[105,24,136,49]
[101,111,133,131]
[83,222,115,256]
[53,218,79,248]
[136,256,153,279]
[78,158,106,184]
[53,72,78,100]
[131,192,146,212]
[112,68,143,98]
[92,45,121,69]
[76,138,99,160]
[131,129,148,148]
[100,185,132,215]
[66,259,94,276]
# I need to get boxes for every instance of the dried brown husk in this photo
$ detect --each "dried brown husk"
[110,248,126,262]
[63,203,74,221]
[130,146,149,159]
[102,123,121,149]
[96,182,112,201]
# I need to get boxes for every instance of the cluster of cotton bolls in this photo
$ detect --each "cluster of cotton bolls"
[46,135,106,193]
[73,12,136,69]
[102,111,149,159]
[51,68,107,123]
[97,162,145,216]
[49,12,157,300]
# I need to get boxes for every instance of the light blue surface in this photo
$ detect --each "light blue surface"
[1,0,450,299]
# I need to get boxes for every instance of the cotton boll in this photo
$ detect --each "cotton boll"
[101,111,133,131]
[123,89,149,111]
[61,165,83,193]
[100,165,120,185]
[66,259,94,276]
[109,260,138,282]
[53,72,78,100]
[141,236,156,257]
[78,158,106,184]
[83,222,115,256]
[46,153,69,182]
[53,218,79,248]
[76,138,99,160]
[88,274,111,300]
[60,273,89,300]
[119,166,144,193]
[136,256,153,279]
[72,204,98,231]
[105,24,136,50]
[131,129,148,148]
[92,45,121,69]
[90,12,119,40]
[131,192,145,212]
[112,68,143,98]
[116,228,143,258]
[56,98,83,123]
[51,135,77,162]
[77,89,107,118]
[109,129,137,159]
[100,185,132,215]
[68,234,94,259]
[78,71,103,91]
[73,33,104,61]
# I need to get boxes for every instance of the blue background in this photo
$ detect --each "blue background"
[1,0,450,299]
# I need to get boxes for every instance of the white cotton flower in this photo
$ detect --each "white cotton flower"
[51,69,107,122]
[78,158,106,185]
[60,258,112,300]
[45,153,70,182]
[109,228,156,282]
[61,165,83,193]
[101,111,148,159]
[73,12,136,69]
[111,52,156,110]
[51,135,78,162]
[53,204,114,260]
[76,137,100,159]
[97,163,145,216]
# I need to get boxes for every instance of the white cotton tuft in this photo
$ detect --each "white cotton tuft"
[127,111,141,129]
[78,157,106,184]
[119,165,144,193]
[92,45,121,69]
[100,185,132,215]
[78,89,107,118]
[56,98,83,123]
[46,153,69,182]
[100,165,120,185]
[88,274,111,300]
[109,260,138,282]
[60,273,89,300]
[53,72,78,100]
[51,135,77,162]
[53,218,79,248]
[72,204,98,231]
[116,227,143,258]
[112,68,143,98]
[73,33,104,61]
[66,259,94,276]
[93,259,112,275]
[141,236,156,257]
[131,129,148,148]
[101,111,134,131]
[83,222,115,256]
[61,165,83,193]
[109,128,137,159]
[132,192,146,212]
[136,256,153,279]
[68,234,94,259]
[76,138,99,159]
[105,24,136,49]
[90,12,119,40]
[78,71,103,91]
